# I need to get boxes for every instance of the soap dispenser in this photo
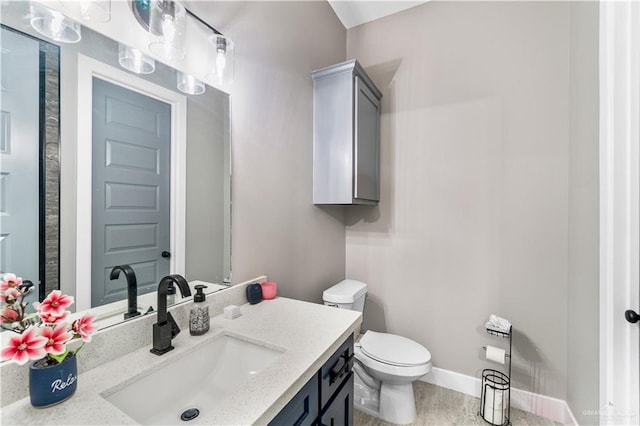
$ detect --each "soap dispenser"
[190,285,209,336]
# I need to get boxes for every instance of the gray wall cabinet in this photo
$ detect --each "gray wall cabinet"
[312,60,382,205]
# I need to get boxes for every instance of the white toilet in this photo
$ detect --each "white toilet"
[323,279,432,425]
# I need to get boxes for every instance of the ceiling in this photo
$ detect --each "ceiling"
[327,1,430,29]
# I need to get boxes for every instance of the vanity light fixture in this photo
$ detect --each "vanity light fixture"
[177,71,205,95]
[61,0,112,23]
[207,34,234,87]
[30,2,82,43]
[131,0,234,87]
[118,44,156,74]
[187,10,234,87]
[148,0,186,61]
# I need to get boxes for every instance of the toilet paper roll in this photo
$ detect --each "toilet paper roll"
[485,345,506,365]
[483,387,505,424]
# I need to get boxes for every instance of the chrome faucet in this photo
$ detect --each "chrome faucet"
[150,274,192,355]
[110,265,140,320]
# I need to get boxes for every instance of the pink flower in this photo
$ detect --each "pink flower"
[0,287,21,304]
[0,273,22,292]
[72,314,96,342]
[1,328,47,366]
[1,307,19,324]
[37,290,74,317]
[40,324,73,355]
[38,309,69,325]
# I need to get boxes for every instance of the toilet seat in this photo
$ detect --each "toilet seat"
[360,331,431,367]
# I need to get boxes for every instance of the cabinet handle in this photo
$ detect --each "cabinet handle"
[329,353,354,384]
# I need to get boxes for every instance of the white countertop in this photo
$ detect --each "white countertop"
[0,297,361,425]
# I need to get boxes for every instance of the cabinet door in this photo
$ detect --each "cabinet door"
[353,76,380,202]
[268,373,319,426]
[319,373,354,426]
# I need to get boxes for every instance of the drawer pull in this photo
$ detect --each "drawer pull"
[329,353,354,384]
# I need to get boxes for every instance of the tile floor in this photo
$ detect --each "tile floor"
[353,381,562,426]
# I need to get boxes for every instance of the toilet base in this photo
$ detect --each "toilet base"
[379,382,417,425]
[353,365,417,425]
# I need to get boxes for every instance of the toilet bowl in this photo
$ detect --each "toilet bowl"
[323,280,432,425]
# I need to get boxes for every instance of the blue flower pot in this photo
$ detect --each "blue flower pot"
[29,355,78,408]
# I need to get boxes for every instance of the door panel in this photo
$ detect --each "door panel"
[354,76,380,202]
[92,78,171,307]
[105,182,159,210]
[106,139,159,173]
[320,373,354,426]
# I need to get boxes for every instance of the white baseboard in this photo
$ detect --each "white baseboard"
[420,367,577,425]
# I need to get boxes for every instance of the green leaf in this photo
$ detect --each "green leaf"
[48,349,70,364]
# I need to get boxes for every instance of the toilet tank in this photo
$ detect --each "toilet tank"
[323,279,367,312]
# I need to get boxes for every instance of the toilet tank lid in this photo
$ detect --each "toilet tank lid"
[323,279,367,304]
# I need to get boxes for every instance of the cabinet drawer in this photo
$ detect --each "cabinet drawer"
[268,372,319,426]
[320,334,354,408]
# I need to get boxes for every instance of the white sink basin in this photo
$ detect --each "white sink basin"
[103,334,283,425]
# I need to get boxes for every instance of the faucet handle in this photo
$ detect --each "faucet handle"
[167,312,181,338]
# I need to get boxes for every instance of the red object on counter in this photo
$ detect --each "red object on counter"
[261,282,277,299]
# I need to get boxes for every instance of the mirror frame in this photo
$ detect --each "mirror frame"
[0,24,60,303]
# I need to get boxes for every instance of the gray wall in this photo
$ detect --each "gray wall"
[567,1,600,424]
[186,93,230,284]
[195,1,348,301]
[345,1,576,400]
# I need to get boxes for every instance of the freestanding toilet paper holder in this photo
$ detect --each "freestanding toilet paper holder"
[480,325,512,426]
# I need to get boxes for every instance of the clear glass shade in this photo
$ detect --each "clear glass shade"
[177,72,205,95]
[30,2,81,43]
[61,0,111,23]
[118,44,155,74]
[148,0,186,61]
[207,34,234,87]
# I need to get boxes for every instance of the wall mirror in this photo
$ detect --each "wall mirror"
[0,1,232,336]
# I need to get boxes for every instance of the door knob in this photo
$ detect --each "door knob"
[161,251,171,258]
[625,310,640,324]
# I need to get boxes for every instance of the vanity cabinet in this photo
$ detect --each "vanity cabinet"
[269,334,354,426]
[312,60,382,205]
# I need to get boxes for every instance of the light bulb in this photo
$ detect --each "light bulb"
[148,0,184,60]
[161,13,176,43]
[132,49,142,71]
[207,34,233,86]
[118,44,155,74]
[215,50,226,85]
[50,11,64,40]
[80,0,91,16]
[61,0,111,22]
